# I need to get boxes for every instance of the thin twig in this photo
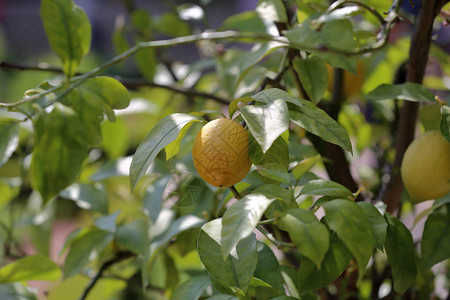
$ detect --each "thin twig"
[256,225,295,249]
[78,251,135,300]
[229,185,242,200]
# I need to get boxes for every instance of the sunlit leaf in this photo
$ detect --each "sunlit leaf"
[301,179,353,198]
[31,104,88,203]
[41,0,91,77]
[292,154,321,180]
[0,254,61,283]
[241,99,290,153]
[221,193,275,258]
[0,120,19,168]
[198,219,257,292]
[130,113,203,190]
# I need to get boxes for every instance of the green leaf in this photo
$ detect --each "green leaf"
[0,120,19,168]
[198,219,258,292]
[207,295,240,300]
[301,179,353,198]
[357,202,387,250]
[256,0,288,23]
[293,56,328,104]
[441,105,450,142]
[221,193,276,258]
[130,113,203,191]
[252,88,352,153]
[64,228,113,279]
[165,121,196,160]
[143,176,171,223]
[115,219,150,256]
[0,254,61,283]
[0,283,37,300]
[101,117,129,158]
[221,11,266,33]
[135,48,157,81]
[298,233,352,294]
[40,0,91,77]
[155,12,191,37]
[384,214,417,293]
[171,275,211,300]
[283,20,357,73]
[0,178,21,209]
[94,211,120,233]
[255,163,290,183]
[59,183,108,214]
[277,209,329,268]
[240,99,290,153]
[366,83,435,102]
[292,154,321,180]
[250,135,289,169]
[67,76,130,145]
[254,242,285,293]
[31,104,88,203]
[321,199,375,281]
[421,204,450,268]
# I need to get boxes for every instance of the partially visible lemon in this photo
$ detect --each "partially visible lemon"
[326,61,365,99]
[401,130,450,203]
[192,118,251,188]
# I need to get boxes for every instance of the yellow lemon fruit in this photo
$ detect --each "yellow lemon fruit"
[192,118,251,188]
[401,130,450,203]
[326,61,365,99]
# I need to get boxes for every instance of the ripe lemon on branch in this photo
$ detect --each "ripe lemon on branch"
[401,130,450,203]
[192,118,251,188]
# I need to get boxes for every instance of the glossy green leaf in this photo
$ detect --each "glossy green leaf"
[198,219,258,292]
[0,283,37,300]
[441,105,450,142]
[293,56,328,104]
[171,275,210,300]
[252,88,352,153]
[321,199,375,280]
[241,99,290,153]
[357,202,387,250]
[0,178,21,209]
[280,265,299,298]
[101,117,129,158]
[254,242,285,294]
[301,179,353,198]
[421,204,450,268]
[59,183,108,214]
[64,228,113,279]
[366,83,435,102]
[115,219,150,256]
[0,254,61,283]
[298,233,352,294]
[292,154,321,180]
[384,214,417,293]
[135,48,157,81]
[0,120,19,168]
[221,193,275,258]
[165,121,196,160]
[130,113,203,190]
[277,209,329,268]
[31,104,88,203]
[40,0,91,77]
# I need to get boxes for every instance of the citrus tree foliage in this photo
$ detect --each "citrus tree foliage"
[0,0,449,299]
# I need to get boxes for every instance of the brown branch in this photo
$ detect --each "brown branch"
[0,61,230,105]
[382,0,448,213]
[78,251,135,300]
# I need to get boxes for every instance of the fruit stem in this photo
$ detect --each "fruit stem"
[229,185,242,200]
